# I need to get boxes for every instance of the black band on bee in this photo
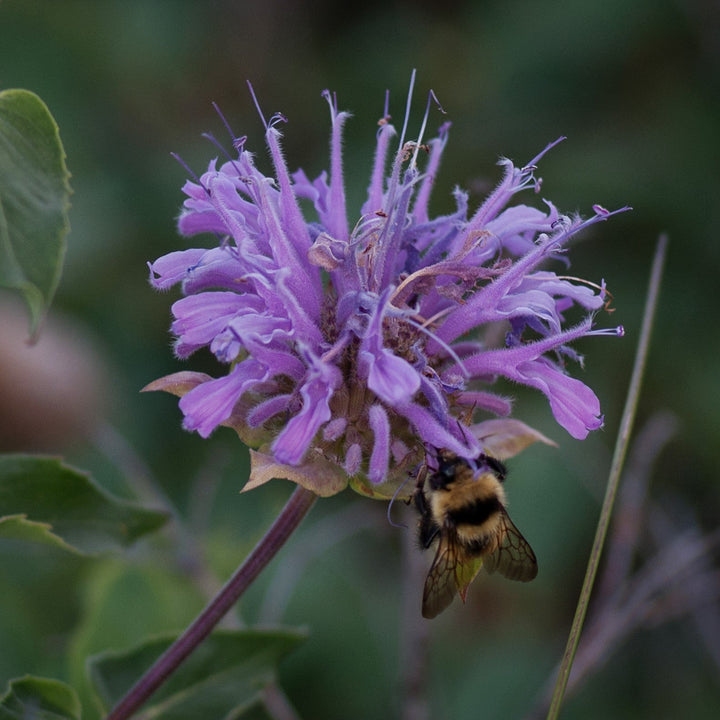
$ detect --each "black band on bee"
[446,495,502,527]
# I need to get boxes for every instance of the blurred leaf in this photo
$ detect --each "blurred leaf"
[0,544,85,685]
[0,89,71,338]
[66,559,208,720]
[0,455,168,554]
[88,628,307,720]
[229,702,275,720]
[0,675,81,720]
[0,514,76,553]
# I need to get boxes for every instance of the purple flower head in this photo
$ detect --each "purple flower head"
[147,76,627,498]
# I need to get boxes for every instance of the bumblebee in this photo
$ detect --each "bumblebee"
[414,451,537,618]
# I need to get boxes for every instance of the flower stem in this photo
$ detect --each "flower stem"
[545,234,668,720]
[106,485,318,720]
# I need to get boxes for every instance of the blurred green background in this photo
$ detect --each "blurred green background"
[1,1,718,718]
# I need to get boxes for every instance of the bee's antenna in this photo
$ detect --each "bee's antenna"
[386,475,412,529]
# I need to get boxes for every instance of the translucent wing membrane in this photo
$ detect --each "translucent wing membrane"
[422,535,485,618]
[483,510,538,582]
[422,536,462,619]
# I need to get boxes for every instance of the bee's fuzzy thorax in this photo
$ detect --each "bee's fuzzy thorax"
[430,471,506,518]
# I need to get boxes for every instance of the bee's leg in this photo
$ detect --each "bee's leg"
[413,460,440,549]
[414,487,433,546]
[412,462,429,515]
[418,515,440,549]
[413,484,428,516]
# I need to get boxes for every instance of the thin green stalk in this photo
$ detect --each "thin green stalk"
[106,485,318,720]
[546,235,668,720]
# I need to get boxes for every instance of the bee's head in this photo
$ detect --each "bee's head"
[429,452,472,491]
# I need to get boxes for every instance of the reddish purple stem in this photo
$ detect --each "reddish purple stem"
[106,485,317,720]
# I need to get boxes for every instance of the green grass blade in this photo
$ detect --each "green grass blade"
[546,234,668,720]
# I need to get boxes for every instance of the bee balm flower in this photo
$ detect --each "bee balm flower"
[147,80,626,498]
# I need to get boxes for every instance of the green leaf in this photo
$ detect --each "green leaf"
[0,455,168,554]
[66,559,207,720]
[89,628,307,720]
[227,701,275,720]
[0,514,76,553]
[0,675,81,720]
[0,89,71,338]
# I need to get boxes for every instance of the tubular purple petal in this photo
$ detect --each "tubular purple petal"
[516,360,603,439]
[179,360,268,438]
[148,249,207,290]
[358,293,422,405]
[396,401,480,458]
[458,318,596,379]
[454,391,514,417]
[247,394,293,428]
[345,443,362,476]
[264,127,315,257]
[362,120,396,215]
[368,404,391,483]
[150,84,624,496]
[271,359,341,465]
[323,97,351,243]
[171,291,252,358]
[411,122,450,224]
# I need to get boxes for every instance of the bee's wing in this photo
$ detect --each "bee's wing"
[422,535,462,619]
[483,509,538,582]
